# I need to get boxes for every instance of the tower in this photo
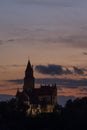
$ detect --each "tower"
[23,60,35,92]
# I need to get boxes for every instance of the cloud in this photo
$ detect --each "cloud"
[35,64,84,76]
[83,52,87,55]
[36,78,87,90]
[6,79,23,85]
[7,39,15,42]
[73,66,84,75]
[0,38,27,46]
[0,39,15,46]
[61,78,87,89]
[1,29,87,49]
[35,64,64,75]
[57,33,87,48]
[0,64,85,76]
[7,78,87,90]
[64,68,73,75]
[6,64,25,67]
[35,64,72,75]
[0,64,25,69]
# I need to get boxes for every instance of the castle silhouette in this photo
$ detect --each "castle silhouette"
[16,60,57,116]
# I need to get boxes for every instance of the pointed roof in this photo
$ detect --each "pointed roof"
[28,59,31,66]
[26,59,32,68]
[25,59,33,74]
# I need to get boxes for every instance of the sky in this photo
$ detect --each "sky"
[0,0,87,104]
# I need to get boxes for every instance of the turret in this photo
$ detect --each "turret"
[23,60,35,92]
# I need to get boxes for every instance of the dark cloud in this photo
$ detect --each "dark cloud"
[0,39,15,46]
[79,87,87,92]
[73,66,84,75]
[35,64,72,76]
[83,52,87,55]
[7,39,15,42]
[6,64,25,67]
[64,68,73,75]
[7,79,23,85]
[35,64,86,76]
[78,92,87,96]
[7,78,87,90]
[0,88,19,91]
[61,78,87,89]
[37,78,87,89]
[0,64,85,76]
[35,64,63,75]
[35,78,59,85]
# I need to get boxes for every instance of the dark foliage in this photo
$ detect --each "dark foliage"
[0,97,87,130]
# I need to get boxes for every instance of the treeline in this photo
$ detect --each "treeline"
[0,97,87,130]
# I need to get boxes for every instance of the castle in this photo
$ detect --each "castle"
[16,60,57,116]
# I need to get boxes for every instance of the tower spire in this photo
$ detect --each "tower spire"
[27,56,32,69]
[28,56,30,62]
[23,59,35,92]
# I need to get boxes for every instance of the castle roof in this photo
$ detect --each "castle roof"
[31,86,55,96]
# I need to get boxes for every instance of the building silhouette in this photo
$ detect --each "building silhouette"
[16,60,57,115]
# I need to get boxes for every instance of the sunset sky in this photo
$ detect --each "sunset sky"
[0,0,87,104]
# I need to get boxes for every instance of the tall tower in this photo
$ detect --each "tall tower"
[23,60,35,92]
